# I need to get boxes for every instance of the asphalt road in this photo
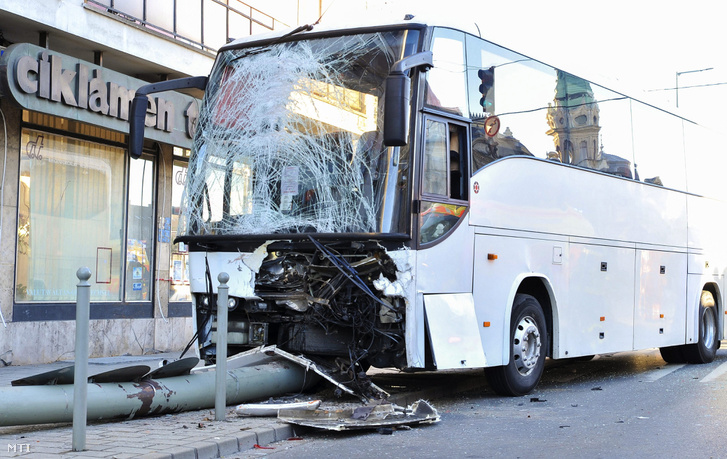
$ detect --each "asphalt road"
[237,346,727,459]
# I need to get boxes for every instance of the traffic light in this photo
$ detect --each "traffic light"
[478,66,495,111]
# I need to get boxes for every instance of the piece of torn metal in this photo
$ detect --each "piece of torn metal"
[268,345,389,402]
[208,345,389,402]
[235,399,321,417]
[278,399,440,431]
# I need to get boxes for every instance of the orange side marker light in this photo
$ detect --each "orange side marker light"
[483,321,491,327]
[487,254,498,260]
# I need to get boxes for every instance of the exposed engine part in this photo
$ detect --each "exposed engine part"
[197,239,408,392]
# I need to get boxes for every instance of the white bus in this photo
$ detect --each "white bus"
[129,17,727,396]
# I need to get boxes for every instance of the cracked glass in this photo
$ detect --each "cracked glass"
[181,29,420,237]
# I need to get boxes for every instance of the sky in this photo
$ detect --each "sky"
[319,0,727,133]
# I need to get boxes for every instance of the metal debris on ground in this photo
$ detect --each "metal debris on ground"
[277,399,440,431]
[235,400,321,417]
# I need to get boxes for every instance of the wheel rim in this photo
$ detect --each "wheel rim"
[513,315,542,376]
[701,307,717,349]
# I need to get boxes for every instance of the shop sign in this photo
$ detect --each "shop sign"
[0,43,199,149]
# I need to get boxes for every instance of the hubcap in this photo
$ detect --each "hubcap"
[513,315,541,376]
[702,307,716,349]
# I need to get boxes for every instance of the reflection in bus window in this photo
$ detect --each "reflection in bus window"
[425,29,467,116]
[422,119,448,196]
[464,35,668,185]
[419,201,467,244]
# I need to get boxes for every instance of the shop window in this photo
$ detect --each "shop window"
[169,157,191,302]
[125,156,155,301]
[16,128,158,305]
[16,129,126,302]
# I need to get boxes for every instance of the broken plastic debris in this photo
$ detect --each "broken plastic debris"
[235,400,321,417]
[278,399,440,431]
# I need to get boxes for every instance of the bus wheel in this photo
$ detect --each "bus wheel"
[659,345,685,364]
[485,294,548,396]
[683,290,719,364]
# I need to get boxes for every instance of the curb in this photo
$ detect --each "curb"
[138,424,295,459]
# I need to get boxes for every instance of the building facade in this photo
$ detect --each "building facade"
[0,0,322,364]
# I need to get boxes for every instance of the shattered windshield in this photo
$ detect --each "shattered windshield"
[181,29,419,236]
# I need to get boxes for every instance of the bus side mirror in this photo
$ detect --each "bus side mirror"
[383,73,411,147]
[129,94,149,159]
[128,76,208,159]
[383,51,433,147]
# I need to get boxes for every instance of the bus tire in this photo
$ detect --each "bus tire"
[682,290,719,364]
[485,294,547,396]
[659,345,686,364]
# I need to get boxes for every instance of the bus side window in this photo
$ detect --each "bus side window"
[448,123,465,200]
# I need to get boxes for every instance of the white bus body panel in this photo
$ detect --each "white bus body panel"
[633,249,688,349]
[423,293,487,368]
[416,222,475,293]
[189,250,258,298]
[472,232,566,365]
[469,157,687,246]
[380,249,425,369]
[565,242,635,355]
[415,222,477,367]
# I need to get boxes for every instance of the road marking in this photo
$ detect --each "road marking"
[701,361,727,383]
[641,364,685,382]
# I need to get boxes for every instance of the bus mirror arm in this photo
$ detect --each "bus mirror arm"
[384,51,433,147]
[128,76,208,159]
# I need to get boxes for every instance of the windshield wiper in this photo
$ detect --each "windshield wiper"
[270,23,315,46]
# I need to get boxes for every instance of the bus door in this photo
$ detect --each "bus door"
[417,115,482,369]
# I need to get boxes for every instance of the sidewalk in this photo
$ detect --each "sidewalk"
[0,353,485,458]
[0,353,311,459]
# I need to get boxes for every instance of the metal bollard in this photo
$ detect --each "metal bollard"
[73,267,91,452]
[215,272,230,421]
